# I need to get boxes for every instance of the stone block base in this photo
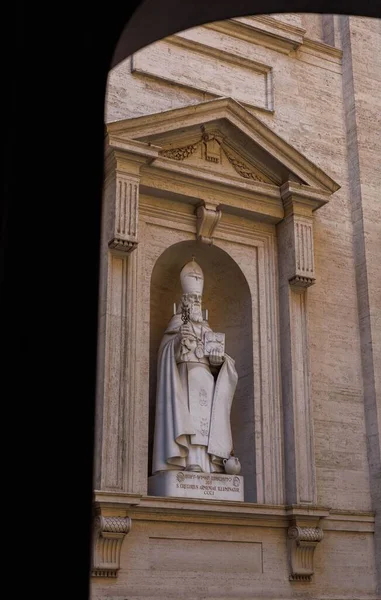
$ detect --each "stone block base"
[148,470,244,501]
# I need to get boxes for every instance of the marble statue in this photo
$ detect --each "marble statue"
[152,258,238,474]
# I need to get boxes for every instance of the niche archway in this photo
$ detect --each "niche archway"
[149,240,256,501]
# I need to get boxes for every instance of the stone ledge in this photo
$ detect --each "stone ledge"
[93,493,375,532]
[205,17,304,55]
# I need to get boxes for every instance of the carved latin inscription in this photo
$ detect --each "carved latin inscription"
[288,525,323,581]
[109,175,139,252]
[92,516,132,578]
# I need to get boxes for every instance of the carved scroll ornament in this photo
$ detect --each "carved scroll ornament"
[196,203,222,244]
[92,516,132,578]
[287,525,323,581]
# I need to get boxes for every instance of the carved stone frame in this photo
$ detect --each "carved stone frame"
[93,98,340,581]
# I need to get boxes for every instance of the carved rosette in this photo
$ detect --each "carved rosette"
[196,203,222,244]
[92,516,132,578]
[108,175,139,253]
[287,525,323,581]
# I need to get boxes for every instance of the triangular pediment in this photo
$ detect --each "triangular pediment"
[146,125,276,184]
[106,97,340,194]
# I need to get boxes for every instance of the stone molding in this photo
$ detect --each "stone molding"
[107,98,340,194]
[141,165,283,223]
[288,275,315,289]
[205,16,305,55]
[98,99,340,505]
[92,515,132,578]
[135,218,284,504]
[287,525,324,582]
[301,37,343,61]
[170,32,272,74]
[94,492,375,532]
[132,33,274,113]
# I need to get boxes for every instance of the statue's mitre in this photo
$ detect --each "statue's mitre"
[180,259,204,295]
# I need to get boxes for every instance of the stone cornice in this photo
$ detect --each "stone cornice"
[205,16,305,55]
[168,33,272,74]
[302,38,343,62]
[105,135,160,163]
[140,163,284,223]
[131,34,274,113]
[104,137,161,183]
[106,97,340,194]
[203,17,342,66]
[93,492,375,532]
[281,181,332,214]
[251,15,307,38]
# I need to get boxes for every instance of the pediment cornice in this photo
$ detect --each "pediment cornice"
[106,97,340,198]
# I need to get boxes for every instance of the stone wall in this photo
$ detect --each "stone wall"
[105,9,380,518]
[95,12,381,599]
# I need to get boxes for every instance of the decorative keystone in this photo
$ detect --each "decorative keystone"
[287,525,323,581]
[196,202,222,245]
[92,516,132,578]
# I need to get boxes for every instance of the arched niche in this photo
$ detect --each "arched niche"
[149,239,256,501]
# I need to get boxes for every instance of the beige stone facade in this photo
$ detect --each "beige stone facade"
[91,13,381,600]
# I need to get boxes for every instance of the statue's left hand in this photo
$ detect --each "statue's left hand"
[209,348,224,366]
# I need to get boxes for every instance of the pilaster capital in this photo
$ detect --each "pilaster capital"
[103,138,160,253]
[107,172,140,253]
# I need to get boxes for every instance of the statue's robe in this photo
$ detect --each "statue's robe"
[152,313,238,474]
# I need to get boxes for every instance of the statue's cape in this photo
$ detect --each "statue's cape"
[152,314,238,473]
